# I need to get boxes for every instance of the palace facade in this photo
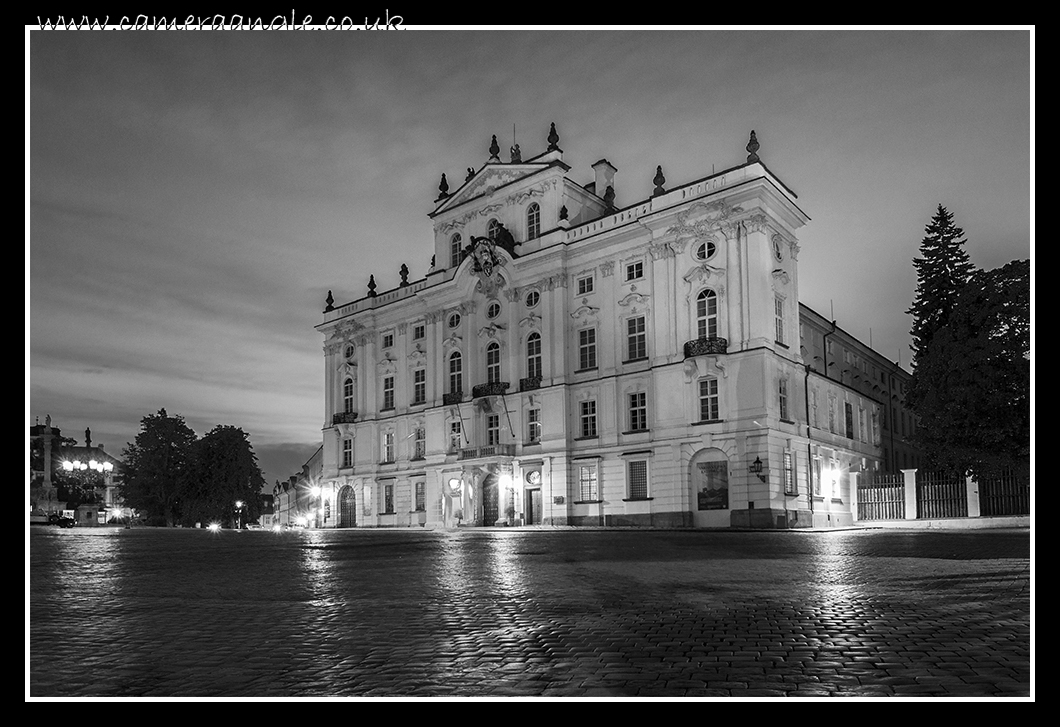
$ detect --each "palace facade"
[315,126,911,529]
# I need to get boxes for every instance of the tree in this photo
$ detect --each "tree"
[906,204,976,361]
[909,260,1030,476]
[181,425,265,527]
[120,409,197,526]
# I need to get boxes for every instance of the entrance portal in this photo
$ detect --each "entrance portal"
[525,488,542,525]
[338,485,356,528]
[482,474,499,526]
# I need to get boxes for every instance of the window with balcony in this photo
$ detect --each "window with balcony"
[448,352,462,395]
[697,289,718,339]
[486,342,501,383]
[526,332,542,379]
[343,377,355,413]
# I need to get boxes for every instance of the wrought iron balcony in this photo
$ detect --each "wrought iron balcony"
[683,336,728,358]
[519,376,542,392]
[443,391,464,405]
[458,444,516,460]
[332,411,358,425]
[472,381,510,398]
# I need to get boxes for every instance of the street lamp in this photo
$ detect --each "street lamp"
[235,500,244,530]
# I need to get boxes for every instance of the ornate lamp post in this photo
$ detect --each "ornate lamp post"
[235,500,244,530]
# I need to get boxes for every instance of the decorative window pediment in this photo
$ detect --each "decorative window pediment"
[570,303,600,321]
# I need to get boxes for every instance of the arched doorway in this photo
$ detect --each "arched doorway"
[482,474,499,526]
[338,485,356,528]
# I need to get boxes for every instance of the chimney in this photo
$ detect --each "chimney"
[591,159,617,205]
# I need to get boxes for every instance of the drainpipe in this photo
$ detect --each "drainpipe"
[805,364,815,525]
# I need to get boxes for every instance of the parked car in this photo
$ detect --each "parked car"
[56,516,76,528]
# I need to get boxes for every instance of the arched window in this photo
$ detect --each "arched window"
[697,289,718,339]
[487,219,501,241]
[486,342,501,383]
[448,351,462,395]
[343,378,355,413]
[450,233,463,268]
[526,203,540,240]
[526,332,542,379]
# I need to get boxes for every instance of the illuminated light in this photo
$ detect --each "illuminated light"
[72,460,82,469]
[89,460,98,469]
[295,515,308,527]
[207,522,221,532]
[103,462,114,471]
[272,523,283,532]
[62,461,73,471]
[498,473,513,490]
[310,485,321,497]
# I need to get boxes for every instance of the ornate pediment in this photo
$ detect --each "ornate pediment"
[437,165,550,216]
[666,200,745,240]
[442,333,463,351]
[519,311,541,329]
[684,263,724,285]
[377,354,398,373]
[337,361,358,378]
[617,291,650,308]
[570,302,600,321]
[478,322,507,341]
[772,268,790,286]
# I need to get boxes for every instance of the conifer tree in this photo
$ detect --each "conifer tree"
[907,204,975,360]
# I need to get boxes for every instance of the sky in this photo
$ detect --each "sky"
[27,26,1033,490]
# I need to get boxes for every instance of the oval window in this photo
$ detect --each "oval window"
[448,312,461,328]
[525,290,540,308]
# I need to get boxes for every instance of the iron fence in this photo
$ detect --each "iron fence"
[916,471,968,519]
[978,469,1030,516]
[857,474,905,520]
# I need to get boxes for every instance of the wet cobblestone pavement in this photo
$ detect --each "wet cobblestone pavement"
[28,527,1031,699]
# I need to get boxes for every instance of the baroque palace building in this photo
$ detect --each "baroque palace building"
[315,125,914,530]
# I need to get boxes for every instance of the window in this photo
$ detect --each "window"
[626,261,643,281]
[526,333,542,379]
[773,236,783,261]
[382,332,394,349]
[486,414,500,445]
[578,328,597,370]
[845,402,854,439]
[384,483,394,514]
[699,378,720,422]
[486,342,501,383]
[413,324,425,340]
[382,431,395,463]
[450,234,463,268]
[415,481,426,512]
[626,316,646,361]
[871,409,880,445]
[629,392,648,432]
[829,395,838,434]
[487,219,501,241]
[526,203,540,240]
[344,344,355,360]
[580,400,598,438]
[779,378,789,421]
[628,460,648,499]
[527,408,541,443]
[382,376,395,410]
[783,450,796,495]
[578,463,598,501]
[695,240,716,260]
[449,421,462,452]
[774,297,785,345]
[525,290,540,308]
[577,275,594,295]
[448,312,461,329]
[812,456,822,497]
[811,389,819,428]
[448,352,462,395]
[413,368,426,405]
[486,301,501,319]
[342,438,352,468]
[859,406,867,443]
[413,427,426,460]
[697,289,718,339]
[343,377,355,413]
